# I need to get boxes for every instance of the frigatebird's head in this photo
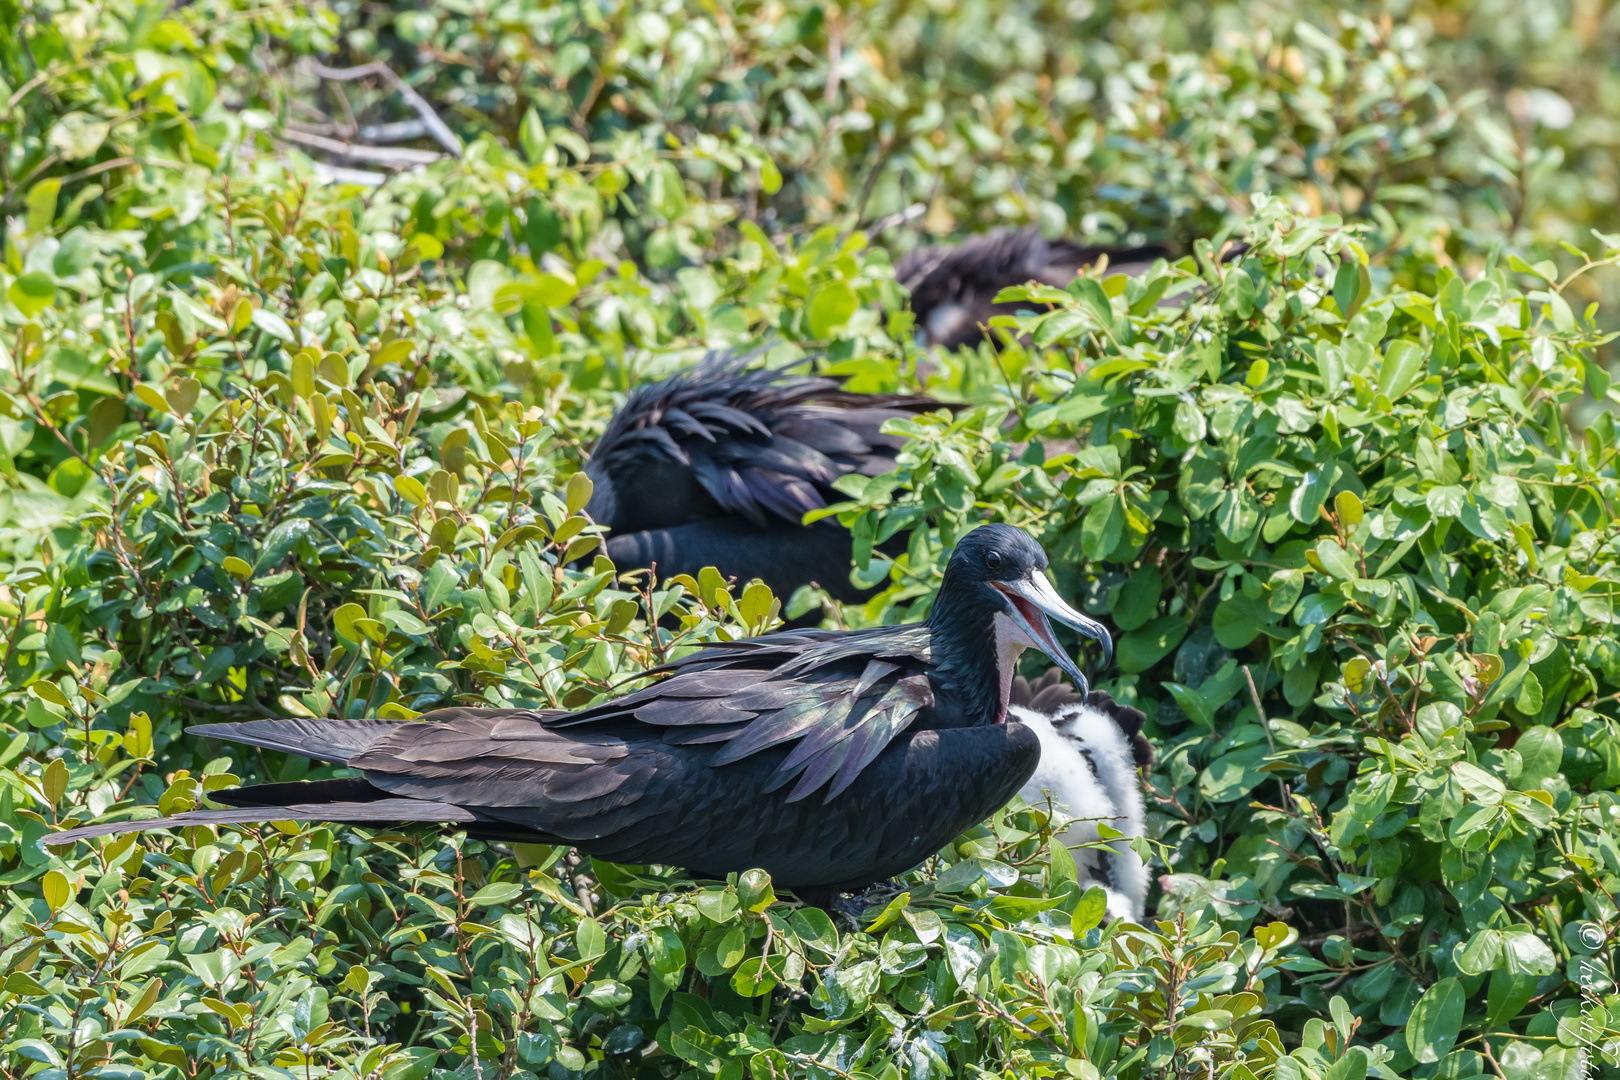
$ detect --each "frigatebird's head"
[934,523,1113,696]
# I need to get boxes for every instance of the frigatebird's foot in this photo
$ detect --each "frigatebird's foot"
[829,892,872,931]
[790,885,838,911]
[786,881,905,930]
[827,880,907,931]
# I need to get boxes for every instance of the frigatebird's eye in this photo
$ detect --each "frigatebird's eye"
[986,551,1003,571]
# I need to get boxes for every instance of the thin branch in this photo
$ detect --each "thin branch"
[277,128,443,167]
[306,60,464,157]
[286,118,432,143]
[307,161,388,187]
[863,201,926,240]
[1295,922,1380,947]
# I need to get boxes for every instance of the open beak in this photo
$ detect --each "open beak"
[991,574,1113,694]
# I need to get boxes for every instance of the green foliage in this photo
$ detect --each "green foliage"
[9,0,1620,1077]
[822,198,1620,1071]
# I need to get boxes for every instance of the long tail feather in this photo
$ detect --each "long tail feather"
[45,798,479,846]
[187,718,404,764]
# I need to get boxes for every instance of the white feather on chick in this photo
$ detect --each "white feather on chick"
[1013,701,1149,923]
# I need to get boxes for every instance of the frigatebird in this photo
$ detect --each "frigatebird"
[1010,671,1151,923]
[51,524,1111,904]
[897,227,1168,350]
[583,354,941,604]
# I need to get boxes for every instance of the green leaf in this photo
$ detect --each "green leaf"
[1378,339,1426,400]
[42,870,70,912]
[730,956,776,997]
[1289,466,1340,524]
[25,179,60,233]
[1268,568,1305,614]
[1117,616,1188,672]
[1112,567,1161,631]
[1426,485,1466,518]
[529,273,578,306]
[469,882,524,907]
[1501,930,1557,976]
[48,112,110,160]
[524,198,561,252]
[1515,727,1563,786]
[8,272,56,317]
[332,603,368,643]
[789,907,838,956]
[1212,595,1271,649]
[251,308,296,343]
[1453,761,1506,803]
[1081,495,1123,559]
[1164,683,1214,728]
[808,281,859,338]
[1048,840,1078,887]
[522,296,556,357]
[1071,886,1109,933]
[1405,977,1464,1063]
[1323,1048,1368,1080]
[758,156,782,195]
[1069,277,1115,330]
[575,917,606,960]
[1314,539,1358,580]
[1332,262,1361,315]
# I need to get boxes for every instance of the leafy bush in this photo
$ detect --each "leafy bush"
[9,0,1620,1078]
[824,193,1620,1073]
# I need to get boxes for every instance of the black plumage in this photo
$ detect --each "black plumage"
[896,227,1168,350]
[584,354,941,603]
[50,525,1112,897]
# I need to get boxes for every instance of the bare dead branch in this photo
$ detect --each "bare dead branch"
[286,118,433,143]
[307,161,388,187]
[278,128,443,167]
[306,59,463,157]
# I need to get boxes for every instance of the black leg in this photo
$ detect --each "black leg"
[791,885,838,910]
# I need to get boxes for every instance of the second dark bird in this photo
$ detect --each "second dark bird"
[896,226,1168,350]
[51,524,1112,905]
[582,353,941,605]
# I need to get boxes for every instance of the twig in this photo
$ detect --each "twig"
[287,118,432,143]
[1294,922,1379,947]
[277,129,442,167]
[969,992,1063,1055]
[1245,663,1294,815]
[306,60,463,157]
[5,71,49,111]
[306,162,387,187]
[824,17,842,106]
[863,202,926,239]
[1243,664,1277,754]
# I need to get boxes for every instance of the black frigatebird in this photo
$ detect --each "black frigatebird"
[896,227,1168,351]
[50,525,1111,906]
[582,353,941,605]
[1010,671,1152,923]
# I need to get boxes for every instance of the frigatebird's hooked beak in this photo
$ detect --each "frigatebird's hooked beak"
[990,573,1113,694]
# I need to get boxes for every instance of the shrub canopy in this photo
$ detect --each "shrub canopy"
[6,1,1620,1078]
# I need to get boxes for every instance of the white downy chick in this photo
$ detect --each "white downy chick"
[1010,673,1151,923]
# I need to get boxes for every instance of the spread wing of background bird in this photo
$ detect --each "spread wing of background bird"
[586,352,939,535]
[896,228,1168,350]
[583,353,943,602]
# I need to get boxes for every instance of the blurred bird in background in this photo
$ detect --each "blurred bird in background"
[896,227,1167,350]
[582,352,942,607]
